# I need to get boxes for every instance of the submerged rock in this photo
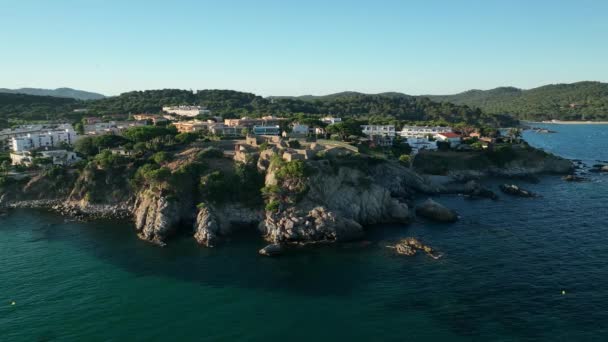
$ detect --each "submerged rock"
[499,184,537,198]
[463,180,498,200]
[259,244,283,257]
[387,237,441,259]
[415,199,458,223]
[562,174,588,182]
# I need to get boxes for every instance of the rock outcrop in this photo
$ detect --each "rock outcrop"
[262,207,364,243]
[194,203,263,247]
[415,199,458,223]
[387,237,442,259]
[499,184,537,198]
[133,190,193,246]
[260,160,418,244]
[259,244,283,257]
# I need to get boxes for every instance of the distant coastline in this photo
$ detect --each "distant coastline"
[536,120,608,125]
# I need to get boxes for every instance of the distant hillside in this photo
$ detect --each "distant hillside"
[0,88,515,127]
[0,87,105,100]
[0,93,80,128]
[426,81,608,121]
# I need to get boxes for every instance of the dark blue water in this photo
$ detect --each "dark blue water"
[1,124,607,341]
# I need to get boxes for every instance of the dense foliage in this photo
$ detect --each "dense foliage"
[0,87,523,128]
[427,81,608,121]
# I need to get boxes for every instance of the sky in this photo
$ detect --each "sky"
[1,0,607,97]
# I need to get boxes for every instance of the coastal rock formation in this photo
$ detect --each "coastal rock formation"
[259,244,283,257]
[260,160,417,244]
[194,203,263,247]
[387,237,441,259]
[499,184,537,198]
[562,174,587,182]
[415,199,458,223]
[589,164,608,173]
[263,207,364,243]
[133,190,193,246]
[414,146,574,178]
[463,180,498,200]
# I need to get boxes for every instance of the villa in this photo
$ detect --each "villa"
[435,132,462,147]
[398,125,452,138]
[162,106,211,117]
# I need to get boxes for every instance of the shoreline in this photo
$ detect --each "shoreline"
[528,120,608,125]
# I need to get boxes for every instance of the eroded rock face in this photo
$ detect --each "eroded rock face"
[194,203,264,247]
[302,165,412,225]
[262,207,364,243]
[133,190,191,246]
[260,161,417,244]
[415,199,458,223]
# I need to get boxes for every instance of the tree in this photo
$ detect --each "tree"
[325,119,363,141]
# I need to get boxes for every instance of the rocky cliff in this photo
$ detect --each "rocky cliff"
[259,158,437,244]
[194,203,263,247]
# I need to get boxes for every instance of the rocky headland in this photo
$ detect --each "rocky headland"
[0,141,574,253]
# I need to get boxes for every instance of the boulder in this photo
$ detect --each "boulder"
[499,184,537,198]
[388,237,441,259]
[259,244,283,257]
[463,180,498,200]
[415,199,458,223]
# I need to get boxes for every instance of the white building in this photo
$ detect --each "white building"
[10,150,81,166]
[162,106,211,117]
[398,125,452,139]
[361,125,396,137]
[406,137,438,154]
[435,132,462,147]
[322,117,342,125]
[11,125,79,152]
[0,124,74,150]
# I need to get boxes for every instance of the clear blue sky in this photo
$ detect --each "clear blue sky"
[2,0,607,96]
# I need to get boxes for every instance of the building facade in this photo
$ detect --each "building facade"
[11,125,79,152]
[398,125,452,138]
[253,125,281,136]
[162,106,211,117]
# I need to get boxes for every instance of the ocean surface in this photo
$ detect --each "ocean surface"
[1,123,608,341]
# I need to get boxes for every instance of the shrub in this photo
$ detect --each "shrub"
[176,132,198,145]
[398,154,411,166]
[265,200,280,212]
[152,151,172,164]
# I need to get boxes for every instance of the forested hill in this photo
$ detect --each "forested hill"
[87,89,515,126]
[0,87,105,100]
[426,81,608,121]
[0,93,79,128]
[0,89,518,128]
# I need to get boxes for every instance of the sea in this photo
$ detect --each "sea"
[1,123,607,341]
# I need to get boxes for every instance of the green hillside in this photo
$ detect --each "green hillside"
[426,81,608,121]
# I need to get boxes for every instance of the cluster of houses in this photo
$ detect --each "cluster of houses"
[3,99,499,168]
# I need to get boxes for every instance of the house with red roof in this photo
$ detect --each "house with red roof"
[435,132,462,147]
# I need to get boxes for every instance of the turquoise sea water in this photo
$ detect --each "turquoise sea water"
[1,124,608,341]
